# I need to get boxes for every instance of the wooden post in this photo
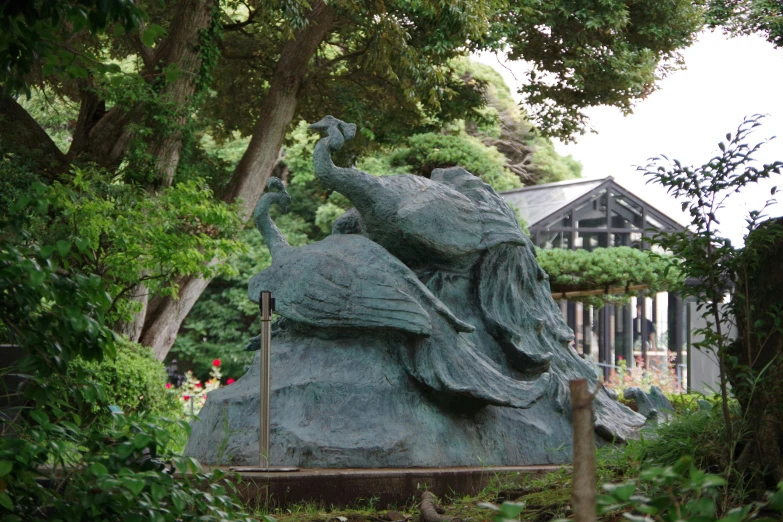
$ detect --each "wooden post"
[570,378,597,522]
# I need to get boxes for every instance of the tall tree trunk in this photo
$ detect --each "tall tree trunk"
[146,0,218,188]
[70,0,217,177]
[139,1,335,360]
[102,0,218,341]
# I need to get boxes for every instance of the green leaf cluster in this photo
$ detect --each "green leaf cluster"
[498,0,703,140]
[598,457,783,522]
[389,132,522,192]
[67,338,179,419]
[706,0,783,48]
[0,413,255,521]
[0,189,256,520]
[0,0,143,94]
[641,114,783,483]
[39,167,244,322]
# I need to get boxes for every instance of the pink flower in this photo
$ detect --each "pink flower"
[196,383,202,388]
[226,378,235,385]
[618,356,624,361]
[165,383,172,389]
[213,359,221,367]
[183,395,190,401]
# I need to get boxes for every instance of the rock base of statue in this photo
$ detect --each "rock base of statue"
[185,326,641,467]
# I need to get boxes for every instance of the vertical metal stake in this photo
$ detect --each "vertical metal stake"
[259,291,272,468]
[227,293,297,473]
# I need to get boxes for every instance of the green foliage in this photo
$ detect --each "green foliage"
[16,89,77,153]
[598,457,783,522]
[206,1,703,142]
[390,132,521,192]
[68,339,179,419]
[537,247,682,307]
[631,399,737,471]
[529,137,583,183]
[452,58,584,186]
[1,187,116,372]
[0,0,144,94]
[707,0,783,48]
[0,191,256,520]
[499,0,703,140]
[640,114,783,457]
[42,168,243,322]
[0,413,256,521]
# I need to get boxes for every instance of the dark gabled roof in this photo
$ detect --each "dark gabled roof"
[502,177,608,227]
[501,176,684,232]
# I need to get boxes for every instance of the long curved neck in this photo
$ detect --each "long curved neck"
[312,137,380,213]
[254,193,291,258]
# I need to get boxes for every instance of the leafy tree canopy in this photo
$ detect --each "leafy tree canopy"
[1,0,704,359]
[706,0,783,48]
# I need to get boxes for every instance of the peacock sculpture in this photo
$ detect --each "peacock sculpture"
[184,118,646,468]
[244,177,552,409]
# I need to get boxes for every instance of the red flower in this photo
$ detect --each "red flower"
[226,378,235,385]
[196,383,202,388]
[165,383,172,389]
[183,395,190,401]
[618,356,624,361]
[213,359,221,367]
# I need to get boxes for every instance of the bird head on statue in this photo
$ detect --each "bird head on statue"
[264,176,291,214]
[309,115,356,152]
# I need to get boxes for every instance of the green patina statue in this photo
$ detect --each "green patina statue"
[185,117,644,467]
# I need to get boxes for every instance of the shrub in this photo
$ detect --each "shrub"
[630,399,738,472]
[599,457,783,522]
[390,132,521,192]
[69,339,179,419]
[0,413,257,521]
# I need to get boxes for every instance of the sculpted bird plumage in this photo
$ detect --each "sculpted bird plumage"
[309,116,530,268]
[245,177,552,409]
[247,177,475,336]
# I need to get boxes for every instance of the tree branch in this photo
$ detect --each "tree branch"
[0,95,68,179]
[223,6,257,31]
[67,80,106,160]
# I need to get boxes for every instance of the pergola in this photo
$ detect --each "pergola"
[502,177,688,379]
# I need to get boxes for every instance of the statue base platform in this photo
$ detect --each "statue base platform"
[207,464,563,509]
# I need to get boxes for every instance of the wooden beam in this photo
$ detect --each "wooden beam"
[551,283,649,300]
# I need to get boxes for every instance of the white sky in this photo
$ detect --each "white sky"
[476,30,783,246]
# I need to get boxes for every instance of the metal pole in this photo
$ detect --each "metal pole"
[259,290,272,468]
[228,291,298,473]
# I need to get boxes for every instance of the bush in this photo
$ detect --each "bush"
[630,398,738,471]
[0,413,256,521]
[0,193,257,520]
[390,132,521,192]
[69,339,178,419]
[599,457,783,522]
